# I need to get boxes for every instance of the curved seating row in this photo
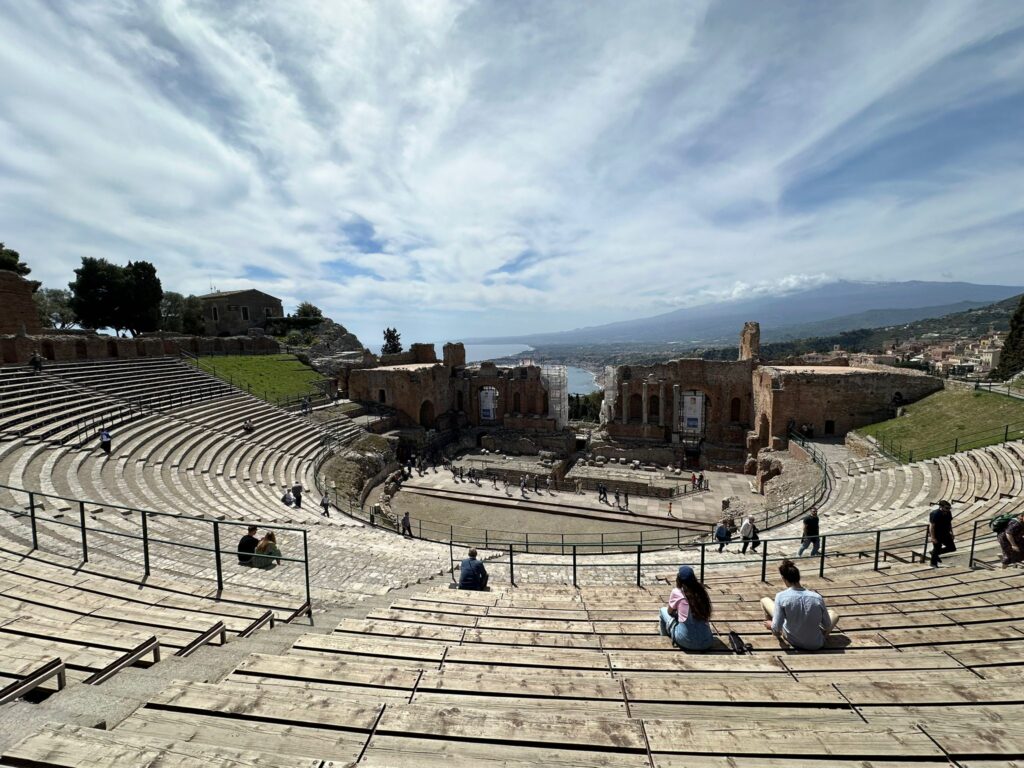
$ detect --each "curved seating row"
[5,559,1022,765]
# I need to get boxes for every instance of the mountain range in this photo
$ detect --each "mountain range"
[470,280,1024,346]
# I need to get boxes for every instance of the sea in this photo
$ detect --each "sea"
[447,343,601,395]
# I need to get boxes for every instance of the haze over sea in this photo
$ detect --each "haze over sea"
[432,343,600,395]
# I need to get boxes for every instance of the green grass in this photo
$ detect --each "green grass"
[857,389,1024,461]
[193,354,323,403]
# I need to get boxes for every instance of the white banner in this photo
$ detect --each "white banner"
[682,393,704,432]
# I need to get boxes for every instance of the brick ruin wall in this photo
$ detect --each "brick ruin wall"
[750,367,943,449]
[1,332,279,365]
[0,271,42,335]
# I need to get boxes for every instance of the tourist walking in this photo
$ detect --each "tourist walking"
[761,559,839,651]
[281,489,294,507]
[520,477,527,497]
[401,511,413,538]
[798,509,821,557]
[698,472,706,490]
[458,548,489,591]
[714,520,732,553]
[623,490,629,511]
[997,511,1024,567]
[929,500,956,567]
[99,428,112,457]
[658,565,714,651]
[319,494,330,518]
[546,476,553,494]
[613,489,621,508]
[575,478,583,495]
[291,482,303,509]
[740,516,759,554]
[533,476,540,493]
[28,351,43,373]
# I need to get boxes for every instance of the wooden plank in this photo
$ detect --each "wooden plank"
[654,758,951,768]
[0,722,320,767]
[624,676,846,706]
[115,708,365,764]
[411,692,626,716]
[839,681,1024,706]
[608,651,785,673]
[368,610,479,628]
[360,734,650,767]
[926,720,1024,758]
[146,680,382,731]
[441,644,609,670]
[290,632,446,663]
[780,650,962,673]
[376,702,646,751]
[629,703,862,724]
[460,629,601,648]
[644,721,943,758]
[879,624,1024,648]
[224,674,412,702]
[233,652,420,689]
[417,668,623,700]
[333,619,464,643]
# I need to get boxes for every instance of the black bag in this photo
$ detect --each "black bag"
[728,631,753,655]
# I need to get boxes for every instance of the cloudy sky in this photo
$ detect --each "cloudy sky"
[2,1,1023,346]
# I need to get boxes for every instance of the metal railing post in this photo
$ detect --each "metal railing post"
[636,545,642,587]
[213,522,223,593]
[968,520,979,568]
[699,542,706,582]
[302,529,312,622]
[873,529,881,571]
[760,540,768,583]
[141,511,150,576]
[922,527,931,563]
[28,492,38,551]
[572,545,577,586]
[509,543,515,586]
[78,501,89,562]
[449,540,455,582]
[818,535,827,578]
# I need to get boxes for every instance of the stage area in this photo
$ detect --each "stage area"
[387,465,761,546]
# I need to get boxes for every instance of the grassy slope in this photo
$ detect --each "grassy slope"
[857,389,1024,459]
[195,354,322,402]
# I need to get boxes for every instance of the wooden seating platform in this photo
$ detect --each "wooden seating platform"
[6,559,1023,766]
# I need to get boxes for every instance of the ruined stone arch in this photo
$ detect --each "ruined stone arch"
[648,394,660,420]
[419,400,435,427]
[730,397,741,422]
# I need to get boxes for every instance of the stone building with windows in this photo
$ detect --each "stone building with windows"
[198,289,283,337]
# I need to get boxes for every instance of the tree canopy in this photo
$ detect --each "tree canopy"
[381,327,403,355]
[68,257,163,336]
[160,292,205,335]
[993,294,1024,380]
[34,288,77,330]
[295,301,323,319]
[1,242,40,291]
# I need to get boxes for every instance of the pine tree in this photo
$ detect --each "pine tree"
[993,294,1024,380]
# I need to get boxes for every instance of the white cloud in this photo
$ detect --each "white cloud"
[1,0,1023,345]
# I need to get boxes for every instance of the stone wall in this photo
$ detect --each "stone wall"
[0,271,41,335]
[380,343,438,367]
[0,332,279,365]
[739,321,760,361]
[749,365,942,449]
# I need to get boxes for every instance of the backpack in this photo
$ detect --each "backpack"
[991,513,1016,534]
[715,524,730,542]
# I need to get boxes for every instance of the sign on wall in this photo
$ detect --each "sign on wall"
[682,392,705,432]
[480,387,498,420]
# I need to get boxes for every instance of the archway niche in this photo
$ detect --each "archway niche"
[419,400,435,427]
[513,392,521,414]
[648,394,660,420]
[730,397,741,422]
[629,393,643,423]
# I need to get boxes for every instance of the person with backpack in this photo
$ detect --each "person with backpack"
[99,428,112,457]
[739,516,760,554]
[657,565,714,651]
[714,519,732,553]
[281,489,294,507]
[798,509,820,557]
[996,511,1024,567]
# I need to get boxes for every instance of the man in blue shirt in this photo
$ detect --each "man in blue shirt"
[761,559,838,651]
[458,548,489,591]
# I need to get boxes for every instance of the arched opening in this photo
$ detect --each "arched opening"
[107,339,119,358]
[456,391,464,412]
[75,340,88,360]
[513,392,522,414]
[730,397,741,422]
[40,340,55,360]
[479,387,498,420]
[629,393,643,423]
[648,394,660,421]
[758,413,770,446]
[419,400,435,427]
[378,389,386,404]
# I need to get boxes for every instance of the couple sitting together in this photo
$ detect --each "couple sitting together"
[659,559,839,651]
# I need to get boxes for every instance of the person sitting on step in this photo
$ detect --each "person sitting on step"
[252,532,282,570]
[761,559,839,651]
[458,548,489,591]
[658,565,714,651]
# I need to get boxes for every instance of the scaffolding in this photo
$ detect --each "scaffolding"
[540,365,568,429]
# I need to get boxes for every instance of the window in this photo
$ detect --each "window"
[824,419,836,436]
[241,306,250,321]
[378,389,386,404]
[265,307,273,317]
[212,306,219,322]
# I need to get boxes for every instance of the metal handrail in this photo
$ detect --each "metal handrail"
[870,420,1024,464]
[0,482,312,618]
